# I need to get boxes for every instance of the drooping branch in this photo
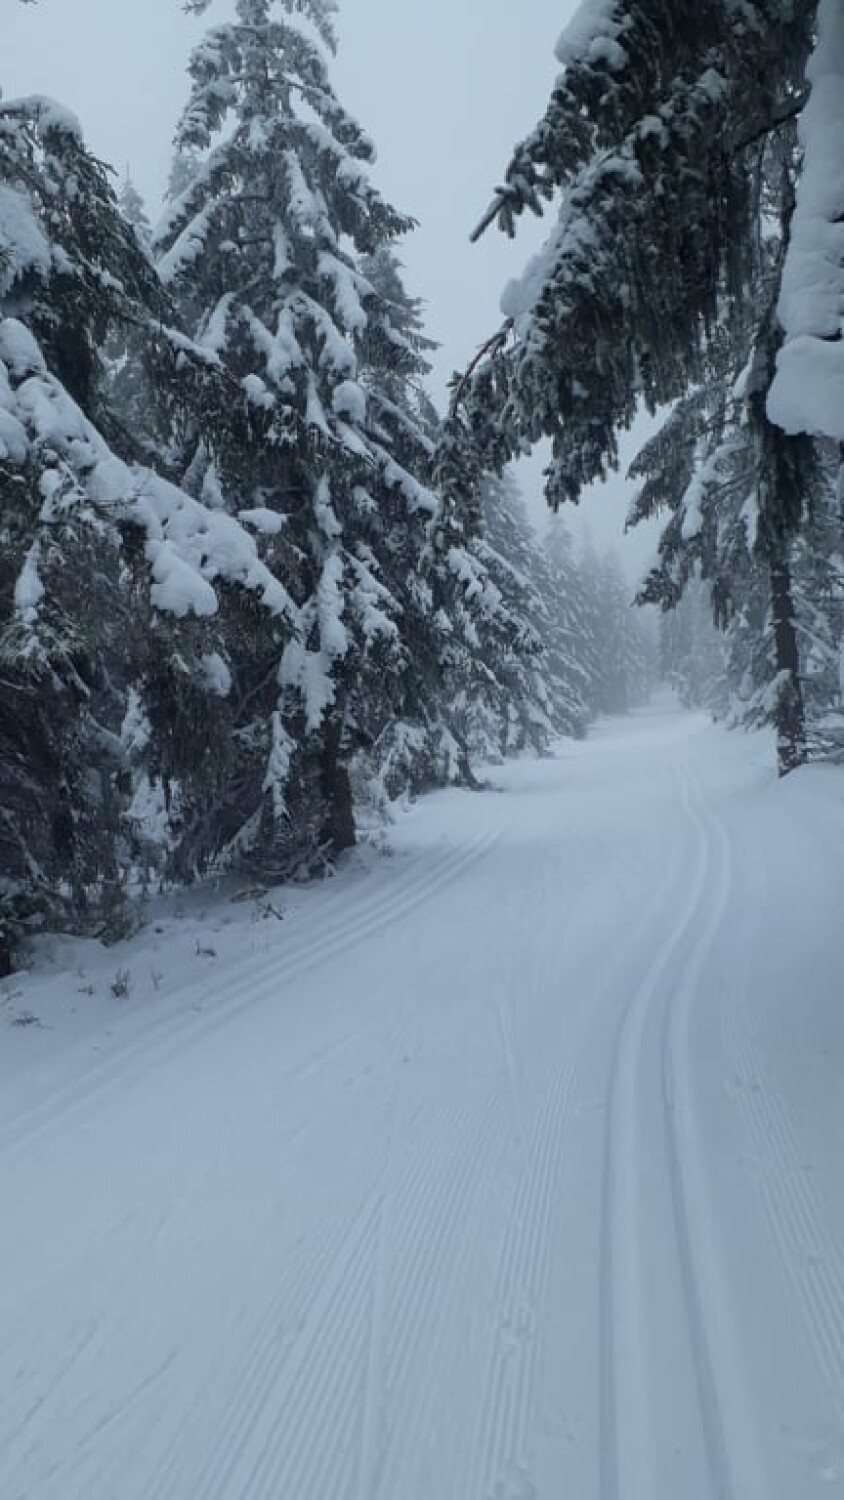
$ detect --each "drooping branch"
[450,321,513,410]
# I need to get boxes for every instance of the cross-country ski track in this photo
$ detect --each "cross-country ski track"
[2,702,844,1500]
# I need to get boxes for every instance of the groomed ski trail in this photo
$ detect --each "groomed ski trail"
[2,703,843,1500]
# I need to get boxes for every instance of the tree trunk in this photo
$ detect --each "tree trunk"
[769,551,807,776]
[746,267,810,779]
[320,713,356,856]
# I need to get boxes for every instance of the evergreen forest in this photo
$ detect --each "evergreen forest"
[1,0,841,965]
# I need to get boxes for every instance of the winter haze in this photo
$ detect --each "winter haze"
[2,0,660,583]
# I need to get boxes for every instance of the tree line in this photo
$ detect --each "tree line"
[0,0,654,965]
[457,0,844,776]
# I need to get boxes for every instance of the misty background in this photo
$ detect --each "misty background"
[3,0,663,585]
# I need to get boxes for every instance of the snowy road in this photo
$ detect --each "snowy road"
[2,705,844,1500]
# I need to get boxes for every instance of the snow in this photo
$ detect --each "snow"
[1,93,84,140]
[200,652,233,698]
[241,372,275,409]
[448,544,503,615]
[284,149,334,241]
[0,396,28,463]
[313,473,343,540]
[679,435,742,544]
[147,537,219,618]
[279,637,337,732]
[0,185,53,293]
[272,220,292,280]
[0,316,300,626]
[316,552,350,659]
[0,317,46,379]
[309,296,357,378]
[246,304,305,390]
[121,690,152,757]
[318,251,368,333]
[767,335,844,441]
[501,203,597,325]
[263,708,296,818]
[768,0,844,439]
[331,377,367,422]
[238,506,285,535]
[350,553,400,645]
[555,0,626,71]
[200,461,225,510]
[2,703,844,1500]
[369,445,440,516]
[198,292,235,354]
[306,371,331,435]
[13,541,44,626]
[156,203,217,287]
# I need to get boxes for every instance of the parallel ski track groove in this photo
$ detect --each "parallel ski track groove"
[727,995,844,1421]
[467,1056,575,1500]
[158,1079,508,1499]
[234,1084,506,1500]
[235,1198,378,1500]
[600,764,738,1500]
[195,1188,381,1500]
[464,802,692,1500]
[353,1058,404,1500]
[150,1178,383,1500]
[373,1086,512,1499]
[0,821,507,1163]
[661,770,745,1500]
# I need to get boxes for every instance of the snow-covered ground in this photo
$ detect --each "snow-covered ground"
[2,702,844,1500]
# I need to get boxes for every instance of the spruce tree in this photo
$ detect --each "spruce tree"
[543,516,599,730]
[431,408,553,773]
[0,89,296,956]
[117,172,153,248]
[477,470,593,750]
[577,545,654,716]
[351,246,475,796]
[0,96,161,957]
[658,581,727,715]
[156,0,458,873]
[464,0,818,773]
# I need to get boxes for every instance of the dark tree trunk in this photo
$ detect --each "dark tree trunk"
[768,551,806,776]
[320,713,356,856]
[0,932,13,978]
[747,274,810,779]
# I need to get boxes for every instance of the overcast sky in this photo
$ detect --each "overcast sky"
[3,0,662,584]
